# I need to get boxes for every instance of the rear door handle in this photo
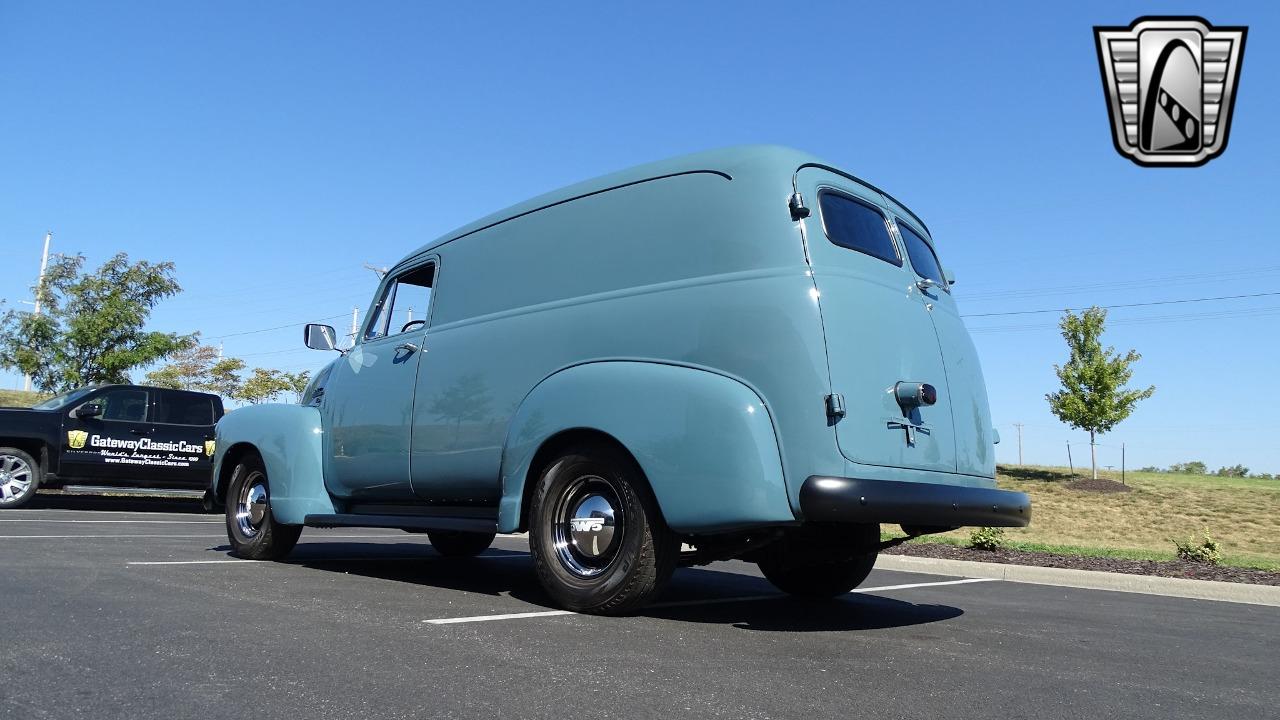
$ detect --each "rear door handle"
[129,428,153,435]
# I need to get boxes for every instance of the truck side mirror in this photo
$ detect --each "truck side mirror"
[75,403,103,419]
[304,323,338,351]
[943,268,956,286]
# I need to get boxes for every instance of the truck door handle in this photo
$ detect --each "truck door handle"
[395,342,420,354]
[129,428,152,435]
[916,278,938,293]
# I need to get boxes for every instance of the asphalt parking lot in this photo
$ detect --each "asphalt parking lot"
[2,497,1276,720]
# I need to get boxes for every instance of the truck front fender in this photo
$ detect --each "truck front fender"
[499,361,794,534]
[212,404,335,525]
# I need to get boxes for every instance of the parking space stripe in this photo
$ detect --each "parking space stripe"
[0,519,222,524]
[423,577,999,625]
[128,559,258,565]
[0,532,410,539]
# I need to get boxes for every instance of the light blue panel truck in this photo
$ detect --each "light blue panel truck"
[210,145,1030,615]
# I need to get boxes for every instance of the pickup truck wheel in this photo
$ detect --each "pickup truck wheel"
[0,447,39,509]
[225,455,302,560]
[530,444,676,615]
[428,531,496,557]
[756,525,879,598]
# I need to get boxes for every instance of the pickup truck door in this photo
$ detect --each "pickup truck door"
[149,389,219,487]
[321,259,435,500]
[60,387,156,481]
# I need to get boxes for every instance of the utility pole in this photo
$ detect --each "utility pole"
[350,307,360,341]
[1013,423,1024,465]
[22,232,52,392]
[363,263,388,280]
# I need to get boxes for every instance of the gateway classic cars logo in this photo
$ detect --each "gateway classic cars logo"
[1094,17,1247,166]
[67,430,88,449]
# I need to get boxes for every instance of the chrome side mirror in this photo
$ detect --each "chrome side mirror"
[304,323,338,351]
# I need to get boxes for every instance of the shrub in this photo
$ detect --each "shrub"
[969,527,1006,551]
[1173,531,1222,565]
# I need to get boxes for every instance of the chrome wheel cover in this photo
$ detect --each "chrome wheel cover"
[0,454,34,505]
[552,475,624,578]
[234,472,269,538]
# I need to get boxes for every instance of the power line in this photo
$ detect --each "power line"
[205,312,347,340]
[961,291,1280,318]
[959,265,1280,302]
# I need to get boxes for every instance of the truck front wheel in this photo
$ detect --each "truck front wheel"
[756,524,879,598]
[225,454,302,560]
[0,447,40,509]
[529,443,677,615]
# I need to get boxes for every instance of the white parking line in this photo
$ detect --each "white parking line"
[0,519,221,524]
[0,532,412,539]
[423,577,999,625]
[128,559,258,565]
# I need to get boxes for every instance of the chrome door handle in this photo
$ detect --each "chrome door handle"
[395,342,420,353]
[916,278,938,293]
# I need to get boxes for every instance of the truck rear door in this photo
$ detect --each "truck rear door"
[150,389,219,487]
[796,166,956,474]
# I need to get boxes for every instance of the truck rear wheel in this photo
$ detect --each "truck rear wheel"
[0,447,39,509]
[428,530,496,557]
[756,524,879,598]
[529,443,677,615]
[225,454,302,560]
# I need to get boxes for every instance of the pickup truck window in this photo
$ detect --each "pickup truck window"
[98,388,150,422]
[33,387,96,410]
[155,391,215,425]
[817,191,902,266]
[897,221,947,290]
[365,263,435,340]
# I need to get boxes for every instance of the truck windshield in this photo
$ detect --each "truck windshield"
[32,387,96,410]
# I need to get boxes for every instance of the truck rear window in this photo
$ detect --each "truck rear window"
[897,222,946,289]
[817,191,901,266]
[155,392,215,425]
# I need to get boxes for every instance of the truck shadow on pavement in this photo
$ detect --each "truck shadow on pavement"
[29,492,209,514]
[213,540,965,633]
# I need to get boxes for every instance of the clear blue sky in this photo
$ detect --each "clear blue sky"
[2,2,1277,473]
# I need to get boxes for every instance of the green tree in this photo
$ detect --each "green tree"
[1169,461,1208,475]
[145,344,247,400]
[283,370,311,403]
[1216,464,1249,478]
[1046,307,1154,480]
[0,253,194,391]
[145,344,221,390]
[236,368,293,405]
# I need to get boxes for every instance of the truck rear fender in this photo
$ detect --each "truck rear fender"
[499,361,795,534]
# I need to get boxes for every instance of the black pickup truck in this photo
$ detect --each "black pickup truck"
[0,384,224,508]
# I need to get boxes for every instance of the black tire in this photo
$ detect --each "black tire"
[529,443,677,615]
[757,524,879,598]
[224,453,302,560]
[428,530,496,557]
[0,447,40,509]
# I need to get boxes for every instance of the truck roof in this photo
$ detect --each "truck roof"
[397,145,928,266]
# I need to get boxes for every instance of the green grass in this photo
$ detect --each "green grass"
[0,388,49,408]
[885,464,1280,572]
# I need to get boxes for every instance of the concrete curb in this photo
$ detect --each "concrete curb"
[876,555,1280,607]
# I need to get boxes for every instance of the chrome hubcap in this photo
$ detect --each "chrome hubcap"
[0,454,33,505]
[235,473,269,538]
[553,475,624,578]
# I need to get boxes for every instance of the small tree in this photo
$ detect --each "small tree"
[145,344,247,400]
[1046,307,1154,480]
[1216,464,1249,478]
[0,253,195,391]
[236,368,293,405]
[1169,461,1208,475]
[283,370,311,403]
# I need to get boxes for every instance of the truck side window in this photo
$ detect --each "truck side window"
[365,263,435,340]
[98,389,150,422]
[155,391,214,425]
[817,191,902,266]
[897,221,947,290]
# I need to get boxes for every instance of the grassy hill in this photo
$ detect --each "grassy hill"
[902,465,1280,570]
[0,388,49,408]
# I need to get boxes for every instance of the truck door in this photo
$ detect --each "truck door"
[150,389,218,487]
[796,167,956,474]
[891,217,995,478]
[321,259,434,500]
[60,387,156,481]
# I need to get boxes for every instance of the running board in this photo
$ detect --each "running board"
[303,513,497,534]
